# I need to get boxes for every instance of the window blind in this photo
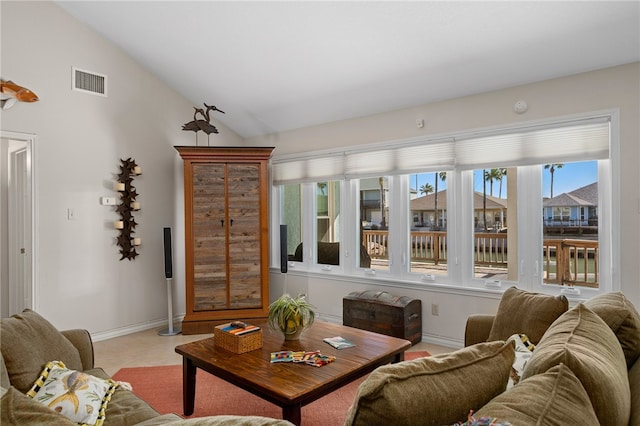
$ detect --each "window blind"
[272,137,454,184]
[271,116,610,184]
[272,152,345,184]
[455,118,610,170]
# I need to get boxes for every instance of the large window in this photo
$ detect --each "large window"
[271,112,617,296]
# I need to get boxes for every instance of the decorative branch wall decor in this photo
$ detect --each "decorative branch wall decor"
[182,102,225,146]
[114,158,142,260]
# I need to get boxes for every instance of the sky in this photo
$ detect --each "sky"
[410,160,598,199]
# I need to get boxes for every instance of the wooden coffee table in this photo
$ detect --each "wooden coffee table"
[175,321,411,425]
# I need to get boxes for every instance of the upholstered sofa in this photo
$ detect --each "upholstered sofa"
[345,288,640,426]
[0,309,293,426]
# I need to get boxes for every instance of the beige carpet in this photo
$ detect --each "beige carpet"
[112,351,429,425]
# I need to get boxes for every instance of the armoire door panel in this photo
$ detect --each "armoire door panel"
[192,163,227,311]
[227,163,262,309]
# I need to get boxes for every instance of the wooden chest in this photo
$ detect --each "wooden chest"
[343,291,422,345]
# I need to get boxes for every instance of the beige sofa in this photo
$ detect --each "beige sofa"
[0,309,293,426]
[345,288,640,426]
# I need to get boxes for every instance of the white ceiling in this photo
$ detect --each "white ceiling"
[55,1,640,139]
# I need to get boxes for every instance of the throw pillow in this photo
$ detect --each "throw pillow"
[2,385,77,425]
[487,286,568,344]
[521,303,630,426]
[27,361,118,426]
[506,334,535,388]
[0,309,83,393]
[344,340,515,426]
[584,291,640,367]
[451,413,511,426]
[475,363,600,424]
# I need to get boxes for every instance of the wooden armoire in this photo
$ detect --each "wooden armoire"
[175,146,274,334]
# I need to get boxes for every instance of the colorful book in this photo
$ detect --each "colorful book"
[323,336,356,349]
[220,323,261,335]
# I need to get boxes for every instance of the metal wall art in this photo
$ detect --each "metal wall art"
[114,158,142,260]
[182,102,225,146]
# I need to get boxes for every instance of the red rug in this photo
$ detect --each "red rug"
[112,351,429,425]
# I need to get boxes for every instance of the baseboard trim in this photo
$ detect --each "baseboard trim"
[91,315,184,342]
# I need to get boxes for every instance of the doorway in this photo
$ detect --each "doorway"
[1,131,35,318]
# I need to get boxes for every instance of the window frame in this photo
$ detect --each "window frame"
[270,109,620,299]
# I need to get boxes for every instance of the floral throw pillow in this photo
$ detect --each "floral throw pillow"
[26,361,118,426]
[506,334,535,388]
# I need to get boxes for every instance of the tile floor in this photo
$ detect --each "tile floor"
[94,326,455,376]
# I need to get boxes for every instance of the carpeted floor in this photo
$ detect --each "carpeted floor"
[112,351,429,425]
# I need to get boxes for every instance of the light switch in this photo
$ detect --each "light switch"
[101,197,117,206]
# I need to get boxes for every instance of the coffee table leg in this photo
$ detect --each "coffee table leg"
[393,352,406,363]
[183,358,196,416]
[283,403,302,425]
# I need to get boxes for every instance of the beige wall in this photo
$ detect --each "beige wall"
[1,1,242,335]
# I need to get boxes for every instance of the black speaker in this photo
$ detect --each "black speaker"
[280,225,287,273]
[163,227,173,279]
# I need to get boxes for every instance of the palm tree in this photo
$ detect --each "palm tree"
[497,168,507,198]
[544,163,564,198]
[433,171,447,230]
[485,169,502,197]
[419,183,434,195]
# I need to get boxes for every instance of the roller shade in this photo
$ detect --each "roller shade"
[344,138,455,179]
[272,152,345,184]
[455,118,610,170]
[272,137,455,184]
[272,116,610,184]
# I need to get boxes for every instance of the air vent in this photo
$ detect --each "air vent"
[72,67,107,97]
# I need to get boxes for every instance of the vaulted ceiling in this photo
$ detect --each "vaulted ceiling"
[56,1,640,138]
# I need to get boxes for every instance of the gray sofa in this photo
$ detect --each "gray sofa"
[0,309,293,426]
[345,289,640,426]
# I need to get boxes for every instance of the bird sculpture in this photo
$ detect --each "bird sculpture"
[182,103,225,146]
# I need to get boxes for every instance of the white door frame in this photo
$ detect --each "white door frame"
[1,130,37,316]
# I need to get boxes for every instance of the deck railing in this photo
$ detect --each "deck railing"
[362,230,599,287]
[542,239,599,288]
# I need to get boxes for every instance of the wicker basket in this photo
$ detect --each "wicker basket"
[214,323,263,354]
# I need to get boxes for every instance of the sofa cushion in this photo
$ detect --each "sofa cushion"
[521,303,630,426]
[0,309,83,393]
[487,286,568,344]
[475,363,600,424]
[584,291,640,367]
[629,359,640,426]
[26,361,118,426]
[344,340,515,426]
[1,385,77,425]
[138,416,297,426]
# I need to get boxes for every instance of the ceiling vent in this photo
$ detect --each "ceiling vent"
[72,67,107,97]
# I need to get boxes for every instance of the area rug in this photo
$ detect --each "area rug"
[112,351,429,425]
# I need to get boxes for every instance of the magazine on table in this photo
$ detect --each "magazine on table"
[323,336,356,349]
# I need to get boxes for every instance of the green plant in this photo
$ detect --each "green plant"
[267,293,316,339]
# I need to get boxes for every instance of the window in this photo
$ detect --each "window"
[281,184,302,263]
[542,160,600,288]
[360,176,390,271]
[472,168,513,280]
[409,172,449,278]
[271,111,617,296]
[316,181,340,266]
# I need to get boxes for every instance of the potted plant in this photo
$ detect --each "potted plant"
[268,293,316,340]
